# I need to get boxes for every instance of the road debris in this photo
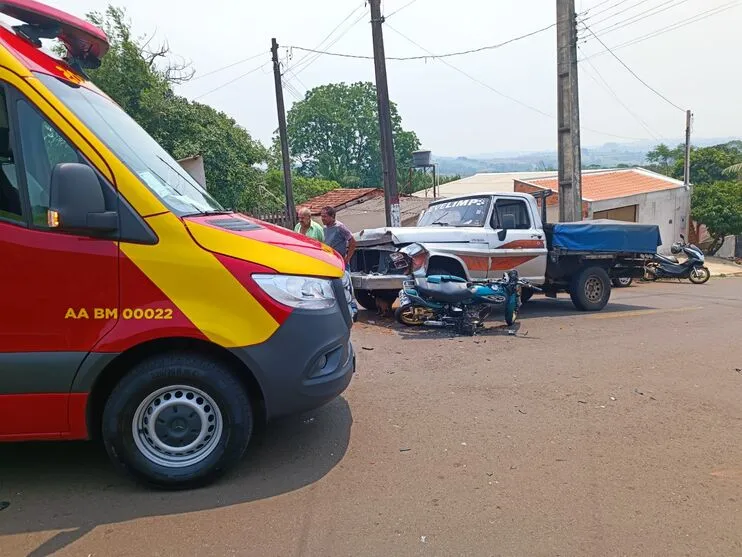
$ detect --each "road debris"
[399,448,411,452]
[362,346,374,351]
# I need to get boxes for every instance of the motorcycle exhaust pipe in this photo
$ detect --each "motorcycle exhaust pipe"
[423,320,447,327]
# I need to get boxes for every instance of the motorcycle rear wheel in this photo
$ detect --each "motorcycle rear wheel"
[689,266,711,284]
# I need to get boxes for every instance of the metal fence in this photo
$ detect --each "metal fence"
[242,210,294,229]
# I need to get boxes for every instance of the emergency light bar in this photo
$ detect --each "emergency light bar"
[0,0,109,71]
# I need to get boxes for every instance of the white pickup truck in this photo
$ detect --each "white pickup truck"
[349,191,661,312]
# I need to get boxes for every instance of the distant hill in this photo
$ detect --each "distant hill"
[433,137,740,177]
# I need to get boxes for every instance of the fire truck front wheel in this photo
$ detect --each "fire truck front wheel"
[101,352,253,489]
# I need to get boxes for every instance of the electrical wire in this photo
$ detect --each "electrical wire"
[386,0,418,19]
[586,0,691,38]
[581,21,685,111]
[288,22,556,62]
[583,0,654,26]
[582,0,635,21]
[192,61,270,100]
[582,0,621,14]
[578,46,661,139]
[384,23,646,141]
[189,50,269,81]
[288,3,365,70]
[289,5,367,76]
[385,22,554,118]
[582,0,742,58]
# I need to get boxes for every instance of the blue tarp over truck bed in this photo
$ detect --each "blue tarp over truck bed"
[546,219,662,254]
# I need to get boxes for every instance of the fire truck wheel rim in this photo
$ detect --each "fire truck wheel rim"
[132,385,224,468]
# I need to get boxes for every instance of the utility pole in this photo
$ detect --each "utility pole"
[556,0,582,222]
[271,38,296,228]
[369,0,401,227]
[683,109,692,186]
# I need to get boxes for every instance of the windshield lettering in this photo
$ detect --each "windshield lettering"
[418,196,491,228]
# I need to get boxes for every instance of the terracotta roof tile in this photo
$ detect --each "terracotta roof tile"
[525,169,683,202]
[297,188,383,214]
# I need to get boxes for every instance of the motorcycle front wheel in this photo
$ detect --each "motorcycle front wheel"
[505,294,519,326]
[395,305,431,326]
[689,266,711,284]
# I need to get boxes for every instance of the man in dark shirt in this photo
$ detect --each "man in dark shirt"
[321,205,358,319]
[320,206,356,265]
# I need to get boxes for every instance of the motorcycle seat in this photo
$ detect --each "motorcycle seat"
[427,274,468,283]
[415,278,474,303]
[656,254,679,264]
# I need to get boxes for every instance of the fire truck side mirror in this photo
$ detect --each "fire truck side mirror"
[48,162,118,232]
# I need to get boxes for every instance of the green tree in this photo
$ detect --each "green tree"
[83,5,267,211]
[690,181,742,254]
[670,142,742,185]
[646,143,683,175]
[283,82,420,188]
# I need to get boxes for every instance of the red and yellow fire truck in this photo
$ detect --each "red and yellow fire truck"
[0,0,355,488]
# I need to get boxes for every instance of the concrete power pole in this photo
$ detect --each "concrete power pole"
[271,38,297,228]
[369,0,401,227]
[556,0,583,222]
[684,109,692,186]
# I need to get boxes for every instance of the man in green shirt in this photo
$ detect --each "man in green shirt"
[294,207,324,242]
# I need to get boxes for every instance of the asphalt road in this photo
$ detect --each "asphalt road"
[1,279,741,556]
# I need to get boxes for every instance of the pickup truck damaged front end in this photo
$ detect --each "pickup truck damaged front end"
[349,227,477,293]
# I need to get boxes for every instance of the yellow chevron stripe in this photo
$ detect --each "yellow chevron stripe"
[121,213,280,347]
[185,220,344,278]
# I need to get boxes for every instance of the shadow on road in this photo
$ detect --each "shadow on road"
[354,295,654,338]
[0,397,352,556]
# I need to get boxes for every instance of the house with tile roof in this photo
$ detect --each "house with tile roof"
[296,188,384,216]
[514,168,690,253]
[296,188,432,232]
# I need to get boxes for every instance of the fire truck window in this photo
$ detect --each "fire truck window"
[16,99,81,227]
[0,88,23,223]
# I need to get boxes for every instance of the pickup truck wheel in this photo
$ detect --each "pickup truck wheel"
[354,289,376,311]
[570,266,611,311]
[101,353,252,490]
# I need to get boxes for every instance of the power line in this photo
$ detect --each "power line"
[288,3,364,71]
[582,0,621,14]
[192,61,270,100]
[578,46,661,139]
[583,0,635,20]
[582,0,742,57]
[586,0,663,27]
[384,22,645,141]
[289,22,556,62]
[385,22,554,117]
[581,21,685,111]
[289,6,367,76]
[189,50,269,81]
[386,0,418,18]
[586,0,691,38]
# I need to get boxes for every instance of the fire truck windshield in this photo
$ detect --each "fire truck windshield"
[34,71,225,216]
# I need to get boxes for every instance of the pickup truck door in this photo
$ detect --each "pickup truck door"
[487,197,548,282]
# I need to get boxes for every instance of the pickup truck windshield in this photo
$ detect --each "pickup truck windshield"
[418,196,491,227]
[34,72,224,216]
